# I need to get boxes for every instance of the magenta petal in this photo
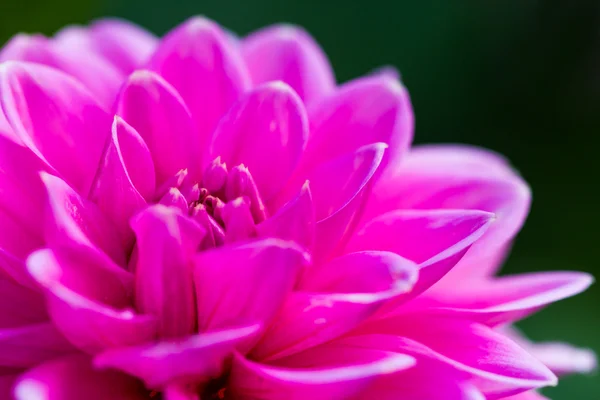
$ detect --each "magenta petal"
[0,61,112,195]
[307,143,387,260]
[354,366,485,400]
[256,182,315,251]
[193,238,309,334]
[40,173,127,266]
[408,271,594,326]
[94,324,261,388]
[0,323,74,369]
[242,24,335,104]
[251,290,404,362]
[301,76,413,173]
[346,209,494,296]
[300,251,418,295]
[352,316,557,397]
[0,272,47,328]
[0,134,49,237]
[501,326,597,376]
[90,18,158,73]
[13,354,147,400]
[117,70,199,185]
[164,384,200,400]
[132,205,205,338]
[148,17,250,161]
[110,116,156,201]
[51,26,125,108]
[89,117,147,250]
[208,82,308,201]
[503,392,550,400]
[368,144,531,279]
[230,350,414,400]
[27,248,157,353]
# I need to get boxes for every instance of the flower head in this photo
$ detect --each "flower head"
[0,16,595,399]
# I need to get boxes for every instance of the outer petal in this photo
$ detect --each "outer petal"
[503,392,550,400]
[256,182,315,251]
[132,205,205,338]
[208,81,308,200]
[40,173,126,266]
[368,144,530,279]
[51,26,125,107]
[404,271,594,325]
[117,70,199,185]
[148,17,250,163]
[0,324,74,369]
[27,248,157,354]
[300,75,413,173]
[242,24,335,104]
[230,350,414,400]
[502,326,597,376]
[351,316,557,397]
[305,143,387,260]
[13,354,147,400]
[90,18,158,73]
[94,324,261,388]
[346,209,494,297]
[251,288,415,362]
[0,61,112,195]
[0,33,123,109]
[300,251,418,295]
[193,239,309,335]
[88,117,147,250]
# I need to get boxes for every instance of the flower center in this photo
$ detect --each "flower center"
[158,157,267,249]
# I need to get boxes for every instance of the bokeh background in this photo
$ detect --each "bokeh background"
[1,0,599,398]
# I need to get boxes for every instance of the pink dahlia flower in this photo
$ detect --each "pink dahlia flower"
[0,16,595,400]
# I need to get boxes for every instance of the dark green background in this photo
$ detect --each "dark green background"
[1,0,598,398]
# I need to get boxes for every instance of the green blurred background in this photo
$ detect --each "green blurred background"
[1,0,598,398]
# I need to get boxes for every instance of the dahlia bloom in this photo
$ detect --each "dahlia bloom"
[0,16,595,399]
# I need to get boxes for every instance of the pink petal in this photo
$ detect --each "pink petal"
[256,182,315,251]
[117,70,199,185]
[306,143,387,260]
[208,81,308,201]
[0,272,47,328]
[502,392,550,400]
[0,61,112,195]
[132,205,205,338]
[13,354,147,400]
[0,209,43,267]
[230,350,414,400]
[501,326,597,376]
[51,26,125,108]
[159,187,189,213]
[148,17,250,164]
[346,209,494,297]
[90,18,158,73]
[300,251,418,295]
[40,172,127,266]
[193,238,309,335]
[88,117,147,251]
[351,316,557,397]
[406,271,594,326]
[27,248,157,354]
[355,367,486,400]
[94,324,261,388]
[0,374,17,399]
[109,115,156,201]
[0,133,49,238]
[300,75,413,173]
[0,323,74,369]
[242,24,335,104]
[251,290,404,362]
[368,144,530,279]
[221,198,257,243]
[0,33,123,109]
[0,248,36,290]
